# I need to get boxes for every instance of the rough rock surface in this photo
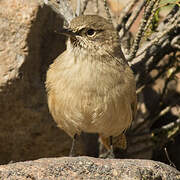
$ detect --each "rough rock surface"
[0,0,87,164]
[0,157,180,180]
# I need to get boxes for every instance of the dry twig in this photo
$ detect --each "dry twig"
[129,0,158,61]
[119,0,146,39]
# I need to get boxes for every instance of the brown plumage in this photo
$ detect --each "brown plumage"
[46,15,137,157]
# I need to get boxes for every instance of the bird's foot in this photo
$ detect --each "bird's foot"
[99,149,115,159]
[69,134,77,157]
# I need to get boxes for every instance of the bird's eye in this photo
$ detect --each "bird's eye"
[86,29,96,36]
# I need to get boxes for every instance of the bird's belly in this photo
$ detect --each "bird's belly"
[50,81,132,137]
[78,97,132,137]
[48,60,133,137]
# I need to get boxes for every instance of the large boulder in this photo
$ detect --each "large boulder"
[0,157,179,179]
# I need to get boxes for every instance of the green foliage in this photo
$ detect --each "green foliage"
[144,9,160,39]
[144,0,179,39]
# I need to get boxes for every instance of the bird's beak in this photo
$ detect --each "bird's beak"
[58,28,76,37]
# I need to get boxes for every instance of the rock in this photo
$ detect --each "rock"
[0,157,179,179]
[0,0,86,164]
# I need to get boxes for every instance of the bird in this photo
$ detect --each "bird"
[46,15,137,157]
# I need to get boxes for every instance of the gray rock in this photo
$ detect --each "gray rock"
[0,157,179,179]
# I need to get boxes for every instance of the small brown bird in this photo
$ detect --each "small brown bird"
[46,15,137,157]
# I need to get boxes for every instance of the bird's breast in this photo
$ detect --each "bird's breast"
[46,50,134,137]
